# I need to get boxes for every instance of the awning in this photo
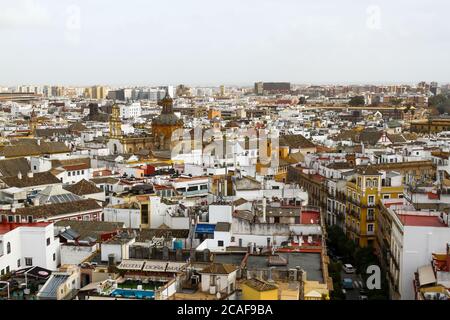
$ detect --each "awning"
[117,260,145,271]
[79,281,103,291]
[14,266,52,279]
[195,223,215,234]
[166,262,187,272]
[142,261,167,272]
[418,265,436,286]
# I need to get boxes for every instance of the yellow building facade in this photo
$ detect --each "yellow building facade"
[241,279,279,300]
[346,167,403,247]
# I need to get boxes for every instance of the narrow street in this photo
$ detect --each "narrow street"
[341,270,365,300]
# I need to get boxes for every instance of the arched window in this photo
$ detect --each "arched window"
[7,242,11,254]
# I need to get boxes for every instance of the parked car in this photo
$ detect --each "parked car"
[359,295,368,300]
[342,278,353,289]
[343,264,356,273]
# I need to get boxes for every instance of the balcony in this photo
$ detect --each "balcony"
[179,189,209,197]
[349,210,360,219]
[347,197,360,206]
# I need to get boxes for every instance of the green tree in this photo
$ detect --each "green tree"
[349,96,365,106]
[429,94,450,114]
[391,97,403,106]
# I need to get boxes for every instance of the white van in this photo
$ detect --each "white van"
[343,264,356,273]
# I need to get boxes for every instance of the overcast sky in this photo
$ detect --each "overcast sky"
[0,0,449,86]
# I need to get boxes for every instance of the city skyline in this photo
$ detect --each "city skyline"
[1,0,450,86]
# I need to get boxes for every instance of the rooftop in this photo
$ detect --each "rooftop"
[242,278,278,292]
[0,222,51,235]
[398,214,448,228]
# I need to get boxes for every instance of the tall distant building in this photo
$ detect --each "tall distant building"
[219,85,226,97]
[254,82,291,95]
[107,88,132,101]
[50,86,65,97]
[84,87,92,99]
[430,82,439,96]
[160,86,174,98]
[176,84,191,97]
[91,85,108,99]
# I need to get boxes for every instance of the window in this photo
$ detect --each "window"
[25,257,33,266]
[33,166,37,170]
[27,216,33,223]
[218,240,224,247]
[8,215,13,223]
[141,204,149,224]
[1,269,4,276]
[6,266,9,273]
[53,253,56,261]
[367,224,374,232]
[46,238,51,246]
[15,215,20,223]
[17,259,21,268]
[81,170,84,175]
[7,242,11,254]
[383,194,390,199]
[77,171,80,175]
[368,195,375,205]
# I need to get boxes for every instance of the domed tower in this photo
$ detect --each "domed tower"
[152,91,184,150]
[109,103,122,138]
[29,108,38,136]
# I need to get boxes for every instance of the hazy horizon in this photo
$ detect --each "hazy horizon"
[1,0,450,86]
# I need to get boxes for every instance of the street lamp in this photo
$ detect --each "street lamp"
[0,281,10,300]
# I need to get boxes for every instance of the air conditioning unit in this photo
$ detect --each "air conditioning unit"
[288,268,297,281]
[209,285,217,295]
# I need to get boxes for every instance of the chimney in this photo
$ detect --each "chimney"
[446,243,450,271]
[267,267,275,283]
[176,248,183,261]
[27,171,33,178]
[17,172,22,180]
[162,246,169,261]
[190,248,196,262]
[262,197,267,223]
[108,254,115,267]
[203,249,210,262]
